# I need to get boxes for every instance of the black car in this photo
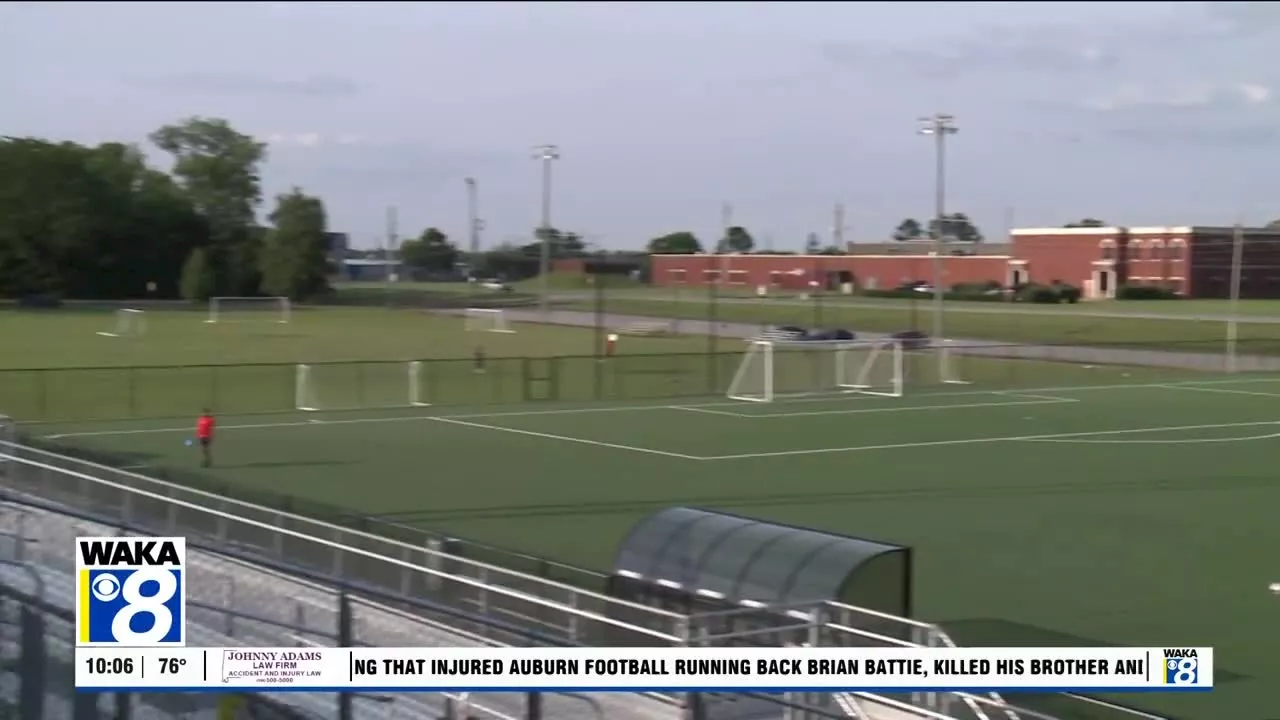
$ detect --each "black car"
[891,329,931,350]
[808,328,856,341]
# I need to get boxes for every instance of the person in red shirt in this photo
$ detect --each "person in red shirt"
[195,409,215,467]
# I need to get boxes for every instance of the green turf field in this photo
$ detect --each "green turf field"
[3,305,1274,720]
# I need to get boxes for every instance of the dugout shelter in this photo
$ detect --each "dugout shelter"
[605,507,914,644]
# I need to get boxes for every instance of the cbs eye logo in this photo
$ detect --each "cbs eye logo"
[91,574,122,601]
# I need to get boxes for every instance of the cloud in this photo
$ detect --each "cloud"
[130,72,361,98]
[819,33,1118,82]
[266,132,368,148]
[1104,121,1280,148]
[1085,82,1273,112]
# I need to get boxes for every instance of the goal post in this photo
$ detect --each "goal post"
[206,296,291,324]
[295,361,430,412]
[727,339,904,402]
[97,308,146,337]
[938,339,971,385]
[464,307,514,333]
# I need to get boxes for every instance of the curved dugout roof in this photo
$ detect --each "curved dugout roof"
[613,507,906,605]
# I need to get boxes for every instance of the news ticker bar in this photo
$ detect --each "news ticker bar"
[75,646,1212,692]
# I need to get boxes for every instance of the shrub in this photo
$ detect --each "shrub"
[1057,284,1082,304]
[1117,285,1179,300]
[860,288,1006,303]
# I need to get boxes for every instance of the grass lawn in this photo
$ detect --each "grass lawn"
[565,292,1280,354]
[0,306,704,421]
[621,286,1280,317]
[4,303,1271,720]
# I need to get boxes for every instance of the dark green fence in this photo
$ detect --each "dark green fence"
[0,341,1252,423]
[0,353,745,421]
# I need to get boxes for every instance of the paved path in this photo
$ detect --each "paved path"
[456,307,1280,373]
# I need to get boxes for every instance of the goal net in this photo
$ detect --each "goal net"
[726,339,904,402]
[97,309,146,337]
[206,297,291,324]
[464,308,514,333]
[295,362,429,411]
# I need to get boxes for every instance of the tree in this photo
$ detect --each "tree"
[647,231,702,254]
[400,227,459,272]
[718,226,754,253]
[0,136,207,298]
[804,233,821,254]
[927,213,983,243]
[1064,218,1107,228]
[259,188,330,299]
[521,227,587,259]
[893,218,924,241]
[150,117,268,295]
[179,248,214,301]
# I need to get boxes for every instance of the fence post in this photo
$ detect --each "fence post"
[338,590,354,720]
[18,605,46,720]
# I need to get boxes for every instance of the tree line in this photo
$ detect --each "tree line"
[0,117,331,301]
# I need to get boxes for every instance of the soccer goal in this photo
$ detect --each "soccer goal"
[726,339,904,403]
[295,362,429,412]
[206,296,291,324]
[464,307,514,333]
[96,308,146,337]
[938,339,972,385]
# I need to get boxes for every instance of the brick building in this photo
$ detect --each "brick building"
[649,225,1280,300]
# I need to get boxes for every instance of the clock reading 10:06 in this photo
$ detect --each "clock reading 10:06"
[85,657,134,675]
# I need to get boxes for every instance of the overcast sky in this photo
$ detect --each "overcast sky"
[5,2,1280,249]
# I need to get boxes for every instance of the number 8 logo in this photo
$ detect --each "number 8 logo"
[1167,658,1197,684]
[111,568,176,644]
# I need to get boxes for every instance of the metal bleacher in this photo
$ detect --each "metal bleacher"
[0,439,1169,720]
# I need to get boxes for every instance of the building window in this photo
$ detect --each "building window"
[1167,278,1184,294]
[703,269,721,283]
[1149,239,1165,261]
[1100,239,1116,260]
[1168,239,1185,261]
[669,269,687,284]
[727,270,748,285]
[1128,239,1145,260]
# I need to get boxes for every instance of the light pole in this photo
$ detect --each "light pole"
[464,177,482,256]
[532,144,560,314]
[918,113,958,342]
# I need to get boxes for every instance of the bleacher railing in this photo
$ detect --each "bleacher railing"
[0,441,1172,720]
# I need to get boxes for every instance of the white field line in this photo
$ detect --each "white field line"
[37,375,1280,441]
[428,416,705,461]
[699,419,1280,461]
[669,393,1079,419]
[1156,383,1280,399]
[666,405,745,417]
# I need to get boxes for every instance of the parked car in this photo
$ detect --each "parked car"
[891,329,931,350]
[769,325,808,340]
[808,328,856,341]
[895,281,934,294]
